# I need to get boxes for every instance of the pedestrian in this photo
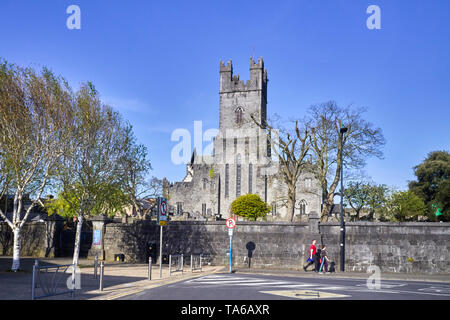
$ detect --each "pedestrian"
[319,245,330,274]
[304,239,320,272]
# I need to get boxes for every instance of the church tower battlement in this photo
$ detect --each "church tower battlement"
[219,57,268,132]
[219,57,268,95]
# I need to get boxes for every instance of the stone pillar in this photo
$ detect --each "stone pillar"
[44,214,65,258]
[88,214,112,260]
[308,211,320,234]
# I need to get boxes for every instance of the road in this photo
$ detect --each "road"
[119,272,450,300]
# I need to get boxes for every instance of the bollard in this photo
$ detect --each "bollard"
[181,254,184,274]
[200,254,202,272]
[169,254,172,276]
[148,257,152,281]
[99,262,104,291]
[190,255,193,272]
[31,260,38,300]
[94,255,98,279]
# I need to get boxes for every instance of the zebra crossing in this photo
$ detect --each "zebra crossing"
[183,274,346,290]
[180,274,450,299]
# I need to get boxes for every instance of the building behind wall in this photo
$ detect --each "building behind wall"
[165,57,321,221]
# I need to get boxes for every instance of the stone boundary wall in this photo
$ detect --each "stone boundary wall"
[102,220,450,274]
[2,219,449,274]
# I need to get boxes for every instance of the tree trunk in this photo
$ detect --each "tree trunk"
[72,215,84,266]
[287,184,296,222]
[11,227,21,272]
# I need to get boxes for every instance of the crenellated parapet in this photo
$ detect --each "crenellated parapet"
[219,57,268,94]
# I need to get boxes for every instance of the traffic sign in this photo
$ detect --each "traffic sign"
[158,197,168,225]
[226,217,236,229]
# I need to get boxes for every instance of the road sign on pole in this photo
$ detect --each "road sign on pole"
[157,197,168,278]
[226,218,236,273]
[226,217,236,229]
[157,197,168,225]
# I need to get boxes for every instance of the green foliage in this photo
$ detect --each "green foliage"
[384,190,427,222]
[231,194,270,221]
[409,150,450,221]
[344,181,388,221]
[46,183,129,219]
[209,166,214,179]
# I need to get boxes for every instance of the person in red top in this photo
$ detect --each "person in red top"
[304,240,319,272]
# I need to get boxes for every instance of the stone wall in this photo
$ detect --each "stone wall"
[2,217,449,274]
[0,222,54,257]
[101,220,450,274]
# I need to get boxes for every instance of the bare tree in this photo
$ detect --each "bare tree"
[306,101,385,221]
[0,61,73,271]
[251,113,310,222]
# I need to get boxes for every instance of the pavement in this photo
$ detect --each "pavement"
[0,256,449,300]
[0,256,224,300]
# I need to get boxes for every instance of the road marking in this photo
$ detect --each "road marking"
[418,286,450,294]
[260,290,351,300]
[105,288,146,300]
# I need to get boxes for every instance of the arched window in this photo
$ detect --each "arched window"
[235,107,244,125]
[298,200,307,215]
[236,154,241,197]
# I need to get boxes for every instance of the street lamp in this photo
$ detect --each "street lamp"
[339,121,348,272]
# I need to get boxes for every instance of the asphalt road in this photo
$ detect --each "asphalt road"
[120,272,450,300]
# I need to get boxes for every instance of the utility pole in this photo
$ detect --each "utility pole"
[339,121,348,272]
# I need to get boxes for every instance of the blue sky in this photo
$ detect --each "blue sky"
[0,0,449,191]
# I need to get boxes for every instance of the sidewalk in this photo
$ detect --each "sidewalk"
[1,256,449,300]
[0,256,225,300]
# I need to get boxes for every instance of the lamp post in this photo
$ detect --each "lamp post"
[339,121,348,272]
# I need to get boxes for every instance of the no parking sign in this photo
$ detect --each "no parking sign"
[158,197,168,226]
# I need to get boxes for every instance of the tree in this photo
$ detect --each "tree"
[344,181,371,221]
[251,114,310,222]
[231,194,270,221]
[117,126,152,219]
[54,82,131,266]
[344,181,389,221]
[409,150,450,221]
[384,190,427,222]
[306,101,385,221]
[0,61,73,271]
[46,183,128,220]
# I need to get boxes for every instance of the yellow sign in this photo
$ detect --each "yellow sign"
[159,220,166,226]
[260,290,350,300]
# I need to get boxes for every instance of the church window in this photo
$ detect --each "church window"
[236,155,241,198]
[202,203,206,216]
[225,164,229,197]
[176,202,183,215]
[298,200,307,215]
[235,107,244,125]
[248,163,253,194]
[305,178,312,189]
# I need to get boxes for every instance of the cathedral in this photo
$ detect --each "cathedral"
[165,57,321,221]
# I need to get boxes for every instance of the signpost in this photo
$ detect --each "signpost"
[157,197,168,278]
[226,217,236,273]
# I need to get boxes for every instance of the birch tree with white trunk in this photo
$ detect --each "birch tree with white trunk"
[55,82,129,266]
[0,61,73,271]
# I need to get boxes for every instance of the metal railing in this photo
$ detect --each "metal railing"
[168,254,184,276]
[31,260,76,300]
[190,254,203,272]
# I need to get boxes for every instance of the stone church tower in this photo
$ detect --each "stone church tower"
[166,58,321,221]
